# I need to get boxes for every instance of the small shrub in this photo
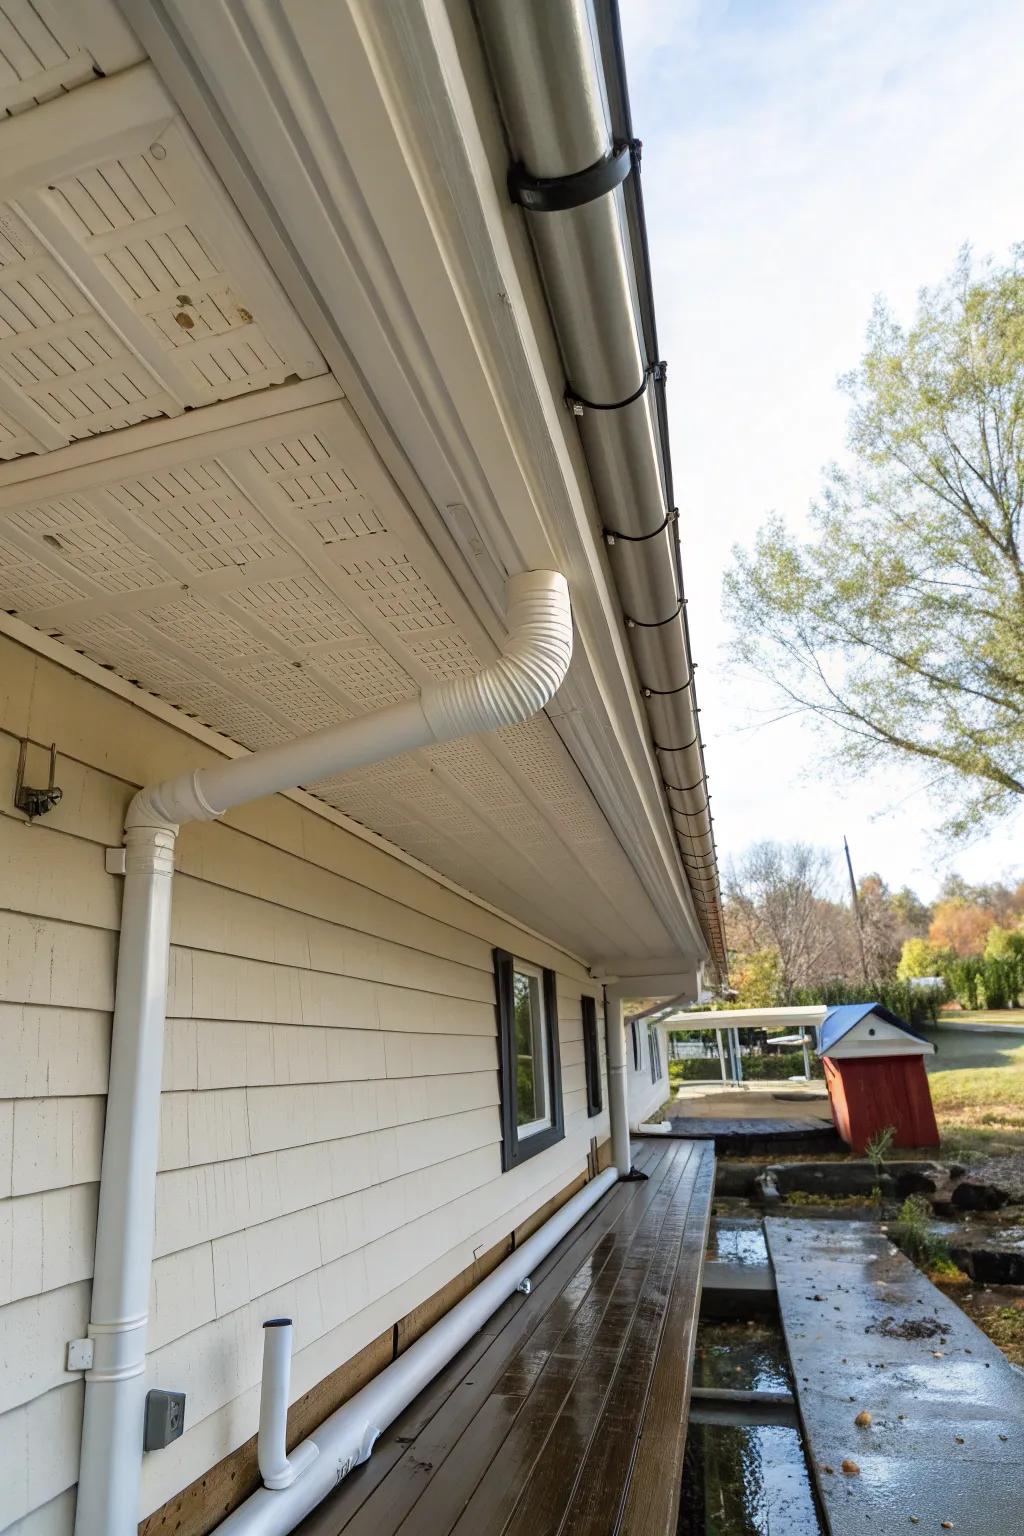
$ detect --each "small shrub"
[865,1124,896,1178]
[890,1194,952,1271]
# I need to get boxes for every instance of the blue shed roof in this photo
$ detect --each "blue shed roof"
[818,1002,932,1056]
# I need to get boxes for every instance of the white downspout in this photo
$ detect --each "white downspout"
[603,993,633,1178]
[74,571,572,1536]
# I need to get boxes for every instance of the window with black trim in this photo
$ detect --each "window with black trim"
[582,994,602,1117]
[649,1023,664,1084]
[494,949,564,1168]
[631,1019,642,1072]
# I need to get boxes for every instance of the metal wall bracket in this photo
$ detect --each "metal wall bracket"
[67,1338,94,1371]
[14,739,62,820]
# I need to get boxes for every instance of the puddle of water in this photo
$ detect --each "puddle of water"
[680,1422,824,1535]
[683,1321,823,1534]
[695,1319,791,1393]
[705,1219,770,1267]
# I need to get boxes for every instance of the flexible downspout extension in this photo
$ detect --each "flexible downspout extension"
[473,0,727,974]
[74,572,572,1536]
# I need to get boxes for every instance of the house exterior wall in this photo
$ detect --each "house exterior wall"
[0,634,609,1534]
[626,1022,670,1128]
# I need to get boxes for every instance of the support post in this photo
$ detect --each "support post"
[716,1028,726,1082]
[801,1033,811,1081]
[604,992,635,1178]
[75,825,176,1536]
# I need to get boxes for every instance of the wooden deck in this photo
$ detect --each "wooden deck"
[766,1217,1024,1534]
[296,1139,714,1536]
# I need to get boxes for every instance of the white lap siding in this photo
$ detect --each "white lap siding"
[0,635,608,1532]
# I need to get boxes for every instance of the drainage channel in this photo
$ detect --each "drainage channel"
[680,1218,825,1536]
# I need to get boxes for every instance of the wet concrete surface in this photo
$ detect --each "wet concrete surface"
[766,1218,1024,1534]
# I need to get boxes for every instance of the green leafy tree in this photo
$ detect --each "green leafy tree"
[732,948,783,1007]
[896,937,947,980]
[724,245,1024,836]
[985,924,1024,962]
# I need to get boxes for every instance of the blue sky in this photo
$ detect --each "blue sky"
[623,0,1024,899]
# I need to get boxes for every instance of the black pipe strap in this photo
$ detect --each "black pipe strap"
[604,507,678,545]
[643,664,694,699]
[664,775,707,795]
[653,728,699,753]
[672,796,710,819]
[509,139,637,214]
[567,358,666,414]
[626,597,683,631]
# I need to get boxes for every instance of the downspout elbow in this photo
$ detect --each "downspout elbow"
[420,569,572,742]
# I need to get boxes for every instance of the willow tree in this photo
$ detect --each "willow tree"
[725,245,1024,834]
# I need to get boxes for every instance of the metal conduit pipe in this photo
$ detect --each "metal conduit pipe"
[74,572,574,1536]
[474,0,727,970]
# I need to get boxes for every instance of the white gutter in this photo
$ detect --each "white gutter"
[473,0,727,972]
[74,571,575,1536]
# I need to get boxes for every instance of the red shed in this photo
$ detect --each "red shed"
[819,1003,939,1152]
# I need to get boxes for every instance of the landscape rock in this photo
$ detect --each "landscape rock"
[950,1178,1009,1212]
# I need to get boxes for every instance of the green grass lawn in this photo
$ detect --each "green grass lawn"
[921,1020,1024,1157]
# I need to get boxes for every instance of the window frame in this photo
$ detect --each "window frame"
[582,993,603,1117]
[649,1022,664,1084]
[494,949,564,1169]
[631,1019,642,1072]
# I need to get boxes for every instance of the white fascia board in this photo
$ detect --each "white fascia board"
[118,0,707,964]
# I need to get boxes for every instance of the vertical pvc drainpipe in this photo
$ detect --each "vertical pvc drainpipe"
[75,825,176,1536]
[604,992,632,1177]
[258,1321,319,1490]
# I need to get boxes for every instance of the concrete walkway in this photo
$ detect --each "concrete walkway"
[766,1217,1024,1535]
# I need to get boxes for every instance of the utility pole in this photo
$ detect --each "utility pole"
[844,834,870,986]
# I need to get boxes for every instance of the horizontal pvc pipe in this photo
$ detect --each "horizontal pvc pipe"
[258,1321,319,1491]
[216,1167,618,1535]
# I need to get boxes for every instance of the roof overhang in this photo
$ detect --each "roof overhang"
[0,0,712,967]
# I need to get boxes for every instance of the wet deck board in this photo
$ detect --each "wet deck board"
[297,1138,714,1536]
[660,1118,840,1153]
[765,1217,1024,1535]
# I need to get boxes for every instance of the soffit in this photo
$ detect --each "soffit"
[0,0,143,119]
[0,62,325,460]
[0,21,680,960]
[0,378,674,958]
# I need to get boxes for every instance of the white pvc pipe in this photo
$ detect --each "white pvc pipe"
[216,1168,617,1535]
[258,1321,319,1490]
[129,571,572,827]
[604,994,632,1177]
[75,827,176,1536]
[74,572,572,1536]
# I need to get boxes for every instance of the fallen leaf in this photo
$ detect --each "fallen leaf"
[854,1410,873,1428]
[841,1459,860,1477]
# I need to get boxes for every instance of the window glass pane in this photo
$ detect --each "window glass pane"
[513,969,547,1131]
